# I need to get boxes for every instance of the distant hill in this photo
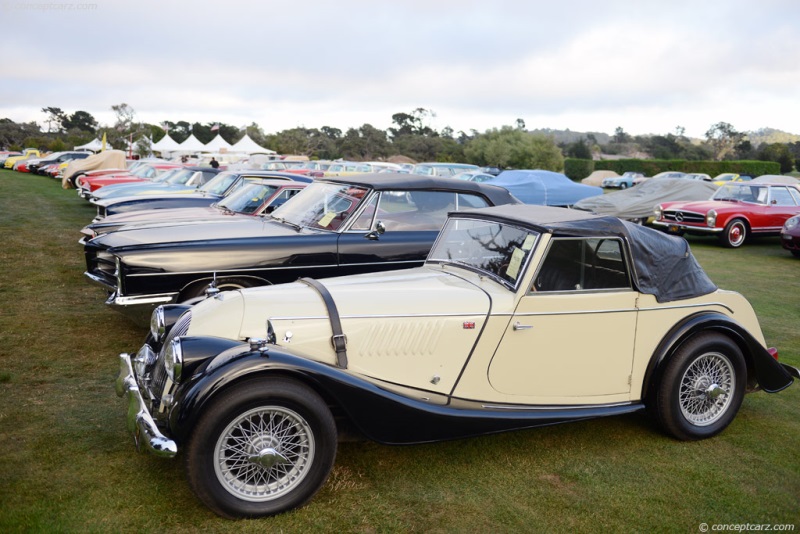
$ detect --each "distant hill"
[745,128,800,145]
[529,128,611,144]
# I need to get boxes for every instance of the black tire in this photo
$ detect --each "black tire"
[619,182,628,190]
[179,277,259,304]
[185,377,337,519]
[719,218,747,248]
[791,250,800,258]
[654,333,746,441]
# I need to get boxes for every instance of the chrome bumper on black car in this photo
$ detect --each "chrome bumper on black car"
[115,352,177,458]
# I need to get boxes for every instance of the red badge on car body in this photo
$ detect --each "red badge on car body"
[463,322,475,329]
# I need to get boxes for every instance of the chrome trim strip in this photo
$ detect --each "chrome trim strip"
[637,301,734,313]
[116,353,177,458]
[495,301,734,316]
[126,260,422,278]
[481,401,634,411]
[271,302,734,321]
[108,292,180,307]
[269,312,488,320]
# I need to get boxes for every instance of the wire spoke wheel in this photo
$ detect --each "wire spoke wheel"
[678,352,734,426]
[654,333,745,440]
[214,406,314,502]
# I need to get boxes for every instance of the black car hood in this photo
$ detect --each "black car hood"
[90,217,308,249]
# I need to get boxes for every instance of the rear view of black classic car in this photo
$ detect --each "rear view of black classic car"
[115,204,798,519]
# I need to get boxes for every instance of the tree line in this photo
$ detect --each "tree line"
[2,105,799,174]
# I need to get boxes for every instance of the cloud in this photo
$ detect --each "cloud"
[1,0,799,138]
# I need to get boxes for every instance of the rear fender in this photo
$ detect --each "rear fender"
[641,312,794,401]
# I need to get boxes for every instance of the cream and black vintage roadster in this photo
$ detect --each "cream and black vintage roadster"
[116,205,798,518]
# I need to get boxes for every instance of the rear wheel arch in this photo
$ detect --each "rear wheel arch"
[642,315,758,404]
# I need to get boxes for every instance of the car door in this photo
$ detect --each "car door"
[763,186,800,230]
[488,237,638,403]
[336,190,490,275]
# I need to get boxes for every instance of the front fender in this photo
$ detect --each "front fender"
[641,312,794,400]
[167,342,646,446]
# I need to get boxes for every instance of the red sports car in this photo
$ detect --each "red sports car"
[76,163,182,195]
[653,182,800,247]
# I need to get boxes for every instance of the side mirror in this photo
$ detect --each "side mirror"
[366,221,386,240]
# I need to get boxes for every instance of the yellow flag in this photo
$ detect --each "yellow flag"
[101,132,107,152]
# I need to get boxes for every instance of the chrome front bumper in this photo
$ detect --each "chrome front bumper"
[651,220,723,234]
[115,352,178,458]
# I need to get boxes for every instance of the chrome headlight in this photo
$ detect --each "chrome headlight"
[164,338,183,383]
[133,344,157,378]
[150,306,166,342]
[706,209,717,228]
[785,216,799,230]
[654,205,663,220]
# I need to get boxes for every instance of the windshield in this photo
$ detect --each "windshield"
[198,171,238,195]
[152,168,181,183]
[270,182,369,230]
[164,169,198,185]
[218,183,280,214]
[428,218,540,289]
[712,183,767,204]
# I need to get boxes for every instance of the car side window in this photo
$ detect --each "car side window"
[374,191,456,231]
[455,193,490,209]
[532,238,630,293]
[349,194,379,231]
[769,187,797,206]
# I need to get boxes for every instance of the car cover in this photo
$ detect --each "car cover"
[62,150,128,189]
[573,178,718,219]
[489,170,603,207]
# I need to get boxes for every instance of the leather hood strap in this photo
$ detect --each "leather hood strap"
[298,277,348,369]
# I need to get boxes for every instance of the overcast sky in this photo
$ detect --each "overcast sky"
[2,0,799,139]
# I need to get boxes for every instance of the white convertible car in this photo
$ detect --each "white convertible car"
[116,204,797,519]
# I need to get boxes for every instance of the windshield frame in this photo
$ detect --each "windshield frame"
[426,217,541,291]
[711,183,767,204]
[217,182,282,214]
[269,181,371,232]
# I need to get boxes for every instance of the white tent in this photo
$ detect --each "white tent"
[230,133,275,155]
[74,138,112,152]
[175,133,206,153]
[151,134,181,153]
[204,133,232,152]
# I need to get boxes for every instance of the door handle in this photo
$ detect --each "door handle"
[513,322,533,331]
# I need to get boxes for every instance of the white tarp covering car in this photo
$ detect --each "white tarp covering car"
[573,178,718,222]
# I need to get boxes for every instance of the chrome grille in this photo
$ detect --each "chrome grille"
[151,310,192,402]
[663,210,706,224]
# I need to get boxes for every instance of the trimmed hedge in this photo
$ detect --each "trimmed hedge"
[564,158,594,180]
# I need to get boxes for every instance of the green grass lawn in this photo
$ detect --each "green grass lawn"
[1,171,797,532]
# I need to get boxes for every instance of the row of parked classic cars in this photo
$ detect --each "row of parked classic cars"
[8,154,800,519]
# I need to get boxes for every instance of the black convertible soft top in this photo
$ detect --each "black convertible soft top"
[324,173,520,207]
[454,204,718,303]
